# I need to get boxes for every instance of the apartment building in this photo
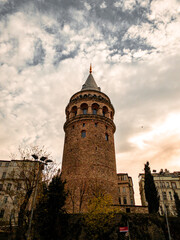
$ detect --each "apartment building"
[139,169,180,216]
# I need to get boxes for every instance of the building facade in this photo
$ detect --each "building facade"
[117,173,135,206]
[139,169,180,216]
[0,159,40,224]
[61,67,119,213]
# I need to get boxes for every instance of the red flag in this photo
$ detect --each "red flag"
[119,226,128,232]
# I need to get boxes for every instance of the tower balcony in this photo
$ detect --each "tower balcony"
[64,113,116,133]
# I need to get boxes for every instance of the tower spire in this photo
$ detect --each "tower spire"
[89,63,92,73]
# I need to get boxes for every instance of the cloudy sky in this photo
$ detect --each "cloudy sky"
[1,0,180,204]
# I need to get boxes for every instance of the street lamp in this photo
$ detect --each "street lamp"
[26,154,53,240]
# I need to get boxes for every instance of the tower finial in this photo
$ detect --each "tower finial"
[90,63,92,73]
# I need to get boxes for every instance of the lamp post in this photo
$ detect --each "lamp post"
[26,155,53,240]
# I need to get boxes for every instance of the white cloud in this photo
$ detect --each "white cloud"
[100,2,107,9]
[0,0,180,204]
[114,0,136,11]
[114,2,123,8]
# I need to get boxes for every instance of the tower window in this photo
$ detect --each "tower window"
[106,125,108,130]
[83,123,85,127]
[105,133,109,141]
[93,109,97,115]
[95,123,98,127]
[103,106,108,117]
[81,103,88,115]
[72,106,77,116]
[83,109,87,114]
[81,130,86,138]
[92,103,99,115]
[72,125,74,129]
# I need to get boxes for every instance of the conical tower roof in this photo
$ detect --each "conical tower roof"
[81,65,101,91]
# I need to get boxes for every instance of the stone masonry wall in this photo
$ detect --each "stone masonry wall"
[61,90,119,213]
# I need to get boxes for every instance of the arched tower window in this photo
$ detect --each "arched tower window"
[110,111,113,120]
[81,130,86,138]
[103,106,108,117]
[71,106,77,117]
[80,103,88,114]
[92,103,99,115]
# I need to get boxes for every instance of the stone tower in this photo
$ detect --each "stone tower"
[61,66,118,213]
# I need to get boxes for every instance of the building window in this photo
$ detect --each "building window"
[169,192,173,200]
[118,187,120,193]
[0,209,5,218]
[83,123,85,127]
[4,196,8,204]
[162,192,167,200]
[2,172,6,179]
[171,182,177,189]
[131,199,134,205]
[119,197,121,204]
[7,183,12,191]
[165,205,169,215]
[160,205,163,215]
[166,182,170,188]
[123,197,127,204]
[105,133,108,141]
[95,123,98,127]
[0,184,3,191]
[17,183,21,190]
[126,208,130,213]
[106,125,108,130]
[0,162,2,167]
[81,130,86,138]
[13,197,17,204]
[122,187,126,193]
[5,162,9,167]
[72,125,74,129]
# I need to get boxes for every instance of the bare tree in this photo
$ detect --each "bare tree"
[67,179,89,213]
[4,145,54,239]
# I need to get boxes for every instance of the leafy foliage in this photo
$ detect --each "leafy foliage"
[84,194,119,240]
[144,162,160,214]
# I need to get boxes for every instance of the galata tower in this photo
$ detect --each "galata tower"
[61,65,118,213]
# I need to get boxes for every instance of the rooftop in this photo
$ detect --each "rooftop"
[81,65,101,92]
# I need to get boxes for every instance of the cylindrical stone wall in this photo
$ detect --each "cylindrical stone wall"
[61,89,118,213]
